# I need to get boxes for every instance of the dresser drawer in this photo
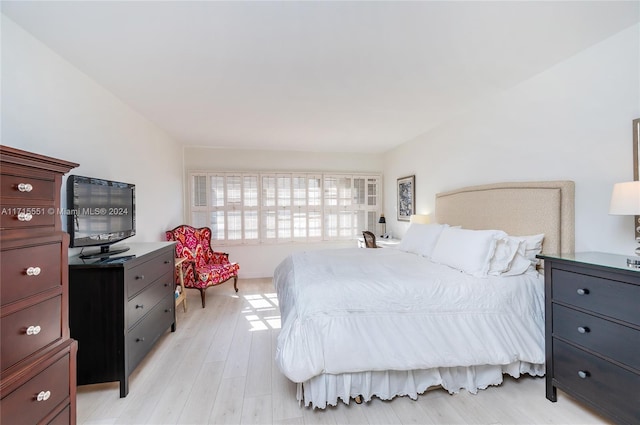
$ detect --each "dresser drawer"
[0,353,70,425]
[0,172,56,202]
[551,268,640,326]
[0,205,56,231]
[553,339,640,425]
[126,249,174,298]
[127,294,174,373]
[1,242,62,306]
[1,296,62,371]
[127,274,172,329]
[553,304,640,371]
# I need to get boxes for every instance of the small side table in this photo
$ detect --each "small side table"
[175,257,188,312]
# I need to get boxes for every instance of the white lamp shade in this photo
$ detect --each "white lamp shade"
[609,181,640,215]
[409,214,431,224]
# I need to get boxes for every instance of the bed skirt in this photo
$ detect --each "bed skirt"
[297,361,545,409]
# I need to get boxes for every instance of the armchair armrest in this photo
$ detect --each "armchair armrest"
[209,251,230,264]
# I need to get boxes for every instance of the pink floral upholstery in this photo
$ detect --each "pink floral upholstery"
[166,225,239,308]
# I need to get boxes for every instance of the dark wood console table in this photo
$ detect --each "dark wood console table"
[68,242,176,397]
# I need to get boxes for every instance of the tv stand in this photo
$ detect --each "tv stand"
[68,242,176,397]
[79,244,130,259]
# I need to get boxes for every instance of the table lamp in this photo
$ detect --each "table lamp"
[378,214,386,237]
[609,180,640,267]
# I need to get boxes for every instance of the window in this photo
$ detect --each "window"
[189,172,381,244]
[323,175,381,240]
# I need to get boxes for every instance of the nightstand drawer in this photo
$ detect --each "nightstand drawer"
[551,268,639,326]
[554,339,640,425]
[553,304,640,370]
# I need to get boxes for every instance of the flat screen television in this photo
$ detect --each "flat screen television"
[67,175,136,259]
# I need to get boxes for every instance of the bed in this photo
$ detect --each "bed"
[273,180,575,408]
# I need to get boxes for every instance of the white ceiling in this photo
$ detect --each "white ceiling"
[3,1,639,153]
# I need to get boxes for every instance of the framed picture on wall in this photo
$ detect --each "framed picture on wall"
[397,175,415,221]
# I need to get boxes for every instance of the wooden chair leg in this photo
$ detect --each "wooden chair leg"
[199,288,206,308]
[233,276,238,293]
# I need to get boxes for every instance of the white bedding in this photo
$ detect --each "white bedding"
[274,247,545,399]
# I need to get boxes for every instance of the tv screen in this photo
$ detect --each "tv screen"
[67,175,136,258]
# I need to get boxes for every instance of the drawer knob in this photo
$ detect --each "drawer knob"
[577,370,590,379]
[17,183,33,192]
[135,304,144,309]
[26,325,42,335]
[26,266,42,276]
[36,390,51,401]
[577,326,590,334]
[136,275,145,280]
[576,288,589,295]
[17,212,33,222]
[165,308,172,313]
[136,337,145,342]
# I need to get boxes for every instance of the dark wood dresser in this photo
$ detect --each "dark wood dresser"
[539,252,640,424]
[68,242,176,397]
[0,145,79,424]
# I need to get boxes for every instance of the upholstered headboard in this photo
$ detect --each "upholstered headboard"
[435,181,575,255]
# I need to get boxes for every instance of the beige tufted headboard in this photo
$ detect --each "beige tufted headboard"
[435,181,575,255]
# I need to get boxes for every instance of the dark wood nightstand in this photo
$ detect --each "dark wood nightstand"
[538,252,640,425]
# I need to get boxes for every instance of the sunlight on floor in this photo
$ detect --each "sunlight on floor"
[242,293,281,331]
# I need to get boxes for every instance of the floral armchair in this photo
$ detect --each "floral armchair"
[165,225,239,308]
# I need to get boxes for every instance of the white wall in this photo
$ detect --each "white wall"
[5,12,637,276]
[185,146,384,173]
[1,15,184,249]
[383,24,640,256]
[184,147,385,277]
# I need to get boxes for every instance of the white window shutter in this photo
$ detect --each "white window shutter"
[189,172,381,244]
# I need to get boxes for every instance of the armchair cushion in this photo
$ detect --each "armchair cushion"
[194,263,240,288]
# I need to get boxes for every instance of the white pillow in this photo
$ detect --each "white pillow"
[500,252,534,276]
[431,228,505,277]
[397,223,446,258]
[488,236,522,275]
[517,234,545,266]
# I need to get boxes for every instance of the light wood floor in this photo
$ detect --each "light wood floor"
[77,278,611,425]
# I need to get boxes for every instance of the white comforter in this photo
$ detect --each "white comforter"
[274,248,545,384]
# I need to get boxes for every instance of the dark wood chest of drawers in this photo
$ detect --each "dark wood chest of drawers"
[68,242,176,397]
[540,252,640,425]
[0,145,78,424]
